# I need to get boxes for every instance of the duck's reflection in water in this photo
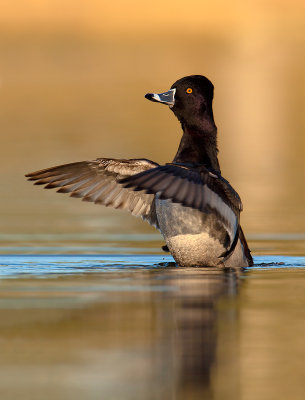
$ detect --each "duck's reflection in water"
[154,267,241,400]
[0,260,242,400]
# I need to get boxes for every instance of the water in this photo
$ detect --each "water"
[0,254,304,277]
[0,251,304,400]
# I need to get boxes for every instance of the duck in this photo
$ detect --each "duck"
[26,75,253,268]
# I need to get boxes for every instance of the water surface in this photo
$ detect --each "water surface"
[0,252,304,400]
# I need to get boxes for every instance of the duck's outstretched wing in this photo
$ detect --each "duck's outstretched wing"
[26,158,159,227]
[120,163,243,246]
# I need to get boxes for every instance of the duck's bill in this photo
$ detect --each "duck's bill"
[145,88,176,106]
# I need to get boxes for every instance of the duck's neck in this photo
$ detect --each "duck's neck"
[173,123,221,172]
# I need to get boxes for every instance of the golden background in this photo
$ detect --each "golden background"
[1,0,305,243]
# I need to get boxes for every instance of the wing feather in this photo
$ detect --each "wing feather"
[26,158,160,228]
[120,163,243,243]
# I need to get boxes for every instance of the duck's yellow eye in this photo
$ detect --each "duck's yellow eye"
[186,88,193,94]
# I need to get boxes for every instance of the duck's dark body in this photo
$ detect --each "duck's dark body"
[26,75,253,268]
[155,199,249,268]
[156,77,251,267]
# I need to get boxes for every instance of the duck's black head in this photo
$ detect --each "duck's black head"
[145,75,220,169]
[145,75,216,135]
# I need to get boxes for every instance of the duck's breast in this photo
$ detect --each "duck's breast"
[155,197,231,267]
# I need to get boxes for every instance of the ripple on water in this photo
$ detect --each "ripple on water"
[0,253,304,278]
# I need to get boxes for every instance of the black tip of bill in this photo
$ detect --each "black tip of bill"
[145,93,158,102]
